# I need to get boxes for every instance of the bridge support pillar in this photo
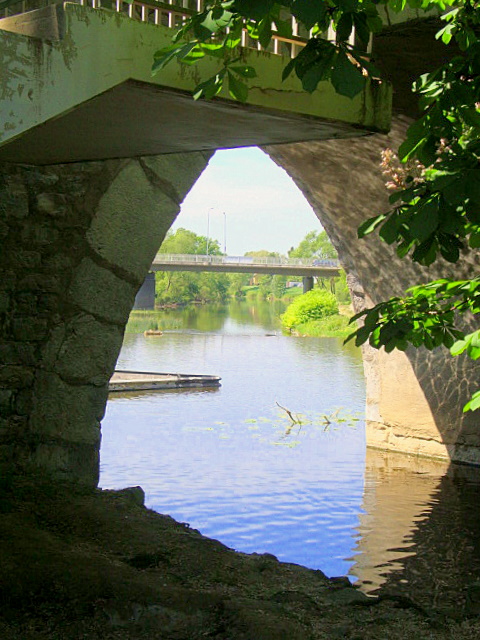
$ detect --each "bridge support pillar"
[134,272,156,310]
[0,152,210,487]
[302,276,314,294]
[267,119,480,464]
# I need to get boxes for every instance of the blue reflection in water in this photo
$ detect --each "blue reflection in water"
[100,319,366,579]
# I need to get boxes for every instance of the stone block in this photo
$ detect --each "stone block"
[0,390,12,414]
[0,365,34,389]
[51,312,124,385]
[24,168,60,188]
[0,271,17,291]
[29,370,106,444]
[68,258,137,325]
[140,153,211,203]
[0,219,9,239]
[12,317,49,342]
[37,293,59,313]
[14,389,33,415]
[15,293,39,315]
[0,343,36,366]
[1,180,29,219]
[0,292,9,313]
[31,439,100,487]
[20,223,59,247]
[17,274,61,293]
[86,159,182,283]
[6,249,42,271]
[36,192,68,217]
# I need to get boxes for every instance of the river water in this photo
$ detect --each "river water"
[100,301,480,611]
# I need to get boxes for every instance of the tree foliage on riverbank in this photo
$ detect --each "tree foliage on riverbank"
[154,0,480,409]
[281,289,339,330]
[155,229,342,305]
[155,228,230,304]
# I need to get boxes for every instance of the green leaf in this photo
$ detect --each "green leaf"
[257,16,273,49]
[233,0,276,21]
[463,390,480,412]
[193,72,225,100]
[336,13,353,42]
[331,50,366,99]
[300,47,337,93]
[398,117,427,161]
[282,57,297,81]
[352,12,371,44]
[469,232,480,248]
[379,213,402,244]
[408,199,439,243]
[465,169,480,204]
[230,65,257,78]
[290,0,327,30]
[227,71,248,102]
[358,214,387,238]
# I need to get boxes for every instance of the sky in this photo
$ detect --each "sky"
[171,146,322,256]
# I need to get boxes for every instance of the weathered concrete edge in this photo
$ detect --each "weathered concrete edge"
[0,3,392,149]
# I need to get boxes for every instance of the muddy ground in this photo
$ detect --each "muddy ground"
[1,480,479,639]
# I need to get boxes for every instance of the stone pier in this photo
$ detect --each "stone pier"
[0,153,210,486]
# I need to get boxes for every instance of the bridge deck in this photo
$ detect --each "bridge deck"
[151,255,340,277]
[0,3,391,164]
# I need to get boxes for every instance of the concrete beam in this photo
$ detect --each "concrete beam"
[150,262,339,277]
[0,4,391,164]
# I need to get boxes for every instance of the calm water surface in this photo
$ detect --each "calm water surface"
[100,301,480,609]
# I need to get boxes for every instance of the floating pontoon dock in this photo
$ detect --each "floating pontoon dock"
[109,370,221,392]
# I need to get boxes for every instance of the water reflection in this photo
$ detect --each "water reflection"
[157,300,287,334]
[104,302,480,611]
[352,449,480,611]
[102,302,367,579]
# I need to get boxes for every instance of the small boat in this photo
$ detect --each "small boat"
[143,329,163,336]
[109,370,221,392]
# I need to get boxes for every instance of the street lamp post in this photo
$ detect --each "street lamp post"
[206,207,213,256]
[223,212,227,255]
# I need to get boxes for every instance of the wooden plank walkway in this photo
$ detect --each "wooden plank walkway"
[109,370,221,393]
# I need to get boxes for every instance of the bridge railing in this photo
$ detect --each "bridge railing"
[153,253,340,268]
[0,0,363,58]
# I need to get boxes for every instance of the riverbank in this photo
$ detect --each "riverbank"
[288,305,354,338]
[1,480,479,640]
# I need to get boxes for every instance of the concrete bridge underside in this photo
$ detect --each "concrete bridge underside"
[0,10,479,487]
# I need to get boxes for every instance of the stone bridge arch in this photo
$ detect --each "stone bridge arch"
[1,132,478,490]
[267,118,479,465]
[1,16,479,488]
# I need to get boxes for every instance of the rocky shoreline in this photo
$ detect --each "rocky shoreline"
[1,481,479,639]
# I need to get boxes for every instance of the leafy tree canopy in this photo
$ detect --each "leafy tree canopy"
[159,227,222,255]
[289,230,338,259]
[155,0,480,411]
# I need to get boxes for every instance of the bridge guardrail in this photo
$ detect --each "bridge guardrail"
[1,0,362,58]
[153,253,339,268]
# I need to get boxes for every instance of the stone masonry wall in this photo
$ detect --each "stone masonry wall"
[0,153,210,486]
[267,117,480,463]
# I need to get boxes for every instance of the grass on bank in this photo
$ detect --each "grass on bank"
[125,311,182,334]
[289,313,352,338]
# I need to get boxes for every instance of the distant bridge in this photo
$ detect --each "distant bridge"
[151,254,340,278]
[133,254,341,308]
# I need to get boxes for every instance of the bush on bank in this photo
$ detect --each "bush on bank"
[291,314,352,338]
[281,290,338,331]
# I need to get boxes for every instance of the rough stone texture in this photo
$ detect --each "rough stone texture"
[267,117,479,463]
[0,152,211,486]
[2,482,480,639]
[265,18,479,464]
